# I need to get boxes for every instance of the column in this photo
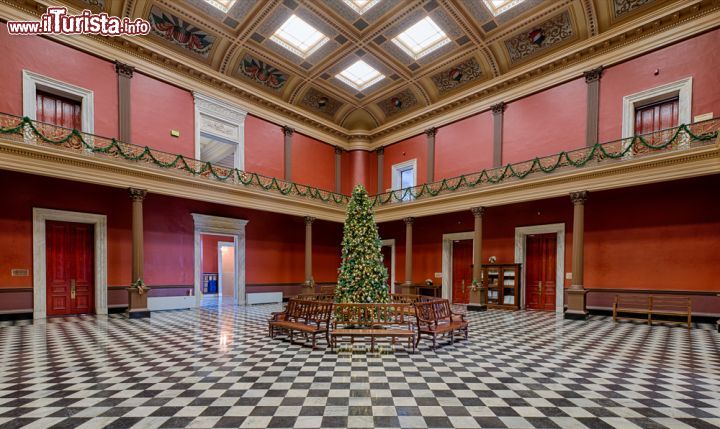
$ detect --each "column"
[283,126,293,181]
[584,66,603,147]
[426,127,437,182]
[128,188,150,318]
[491,102,506,167]
[304,216,314,289]
[115,61,134,143]
[376,147,384,194]
[566,191,589,320]
[471,207,486,310]
[402,217,414,294]
[334,147,342,193]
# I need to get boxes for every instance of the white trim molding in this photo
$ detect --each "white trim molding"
[22,70,95,134]
[32,208,107,319]
[192,213,248,307]
[194,92,247,170]
[380,239,396,293]
[621,77,693,139]
[514,223,565,313]
[441,231,475,302]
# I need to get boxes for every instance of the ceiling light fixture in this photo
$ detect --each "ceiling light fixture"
[336,60,385,91]
[270,14,329,58]
[341,0,382,15]
[391,16,450,60]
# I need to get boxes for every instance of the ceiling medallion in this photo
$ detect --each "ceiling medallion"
[318,97,328,108]
[392,97,402,108]
[449,68,463,82]
[148,7,215,57]
[528,28,545,45]
[240,56,286,89]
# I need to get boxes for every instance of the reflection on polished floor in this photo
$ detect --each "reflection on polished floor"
[0,305,718,429]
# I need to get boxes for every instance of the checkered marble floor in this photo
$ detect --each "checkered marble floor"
[0,305,718,429]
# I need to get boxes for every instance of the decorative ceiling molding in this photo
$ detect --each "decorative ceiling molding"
[1,0,717,150]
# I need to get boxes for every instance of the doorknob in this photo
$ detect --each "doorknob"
[461,279,465,293]
[70,279,77,300]
[538,281,543,295]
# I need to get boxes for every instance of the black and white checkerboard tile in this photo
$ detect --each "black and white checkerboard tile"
[0,305,718,429]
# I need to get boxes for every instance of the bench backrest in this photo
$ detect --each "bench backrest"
[650,296,691,312]
[296,293,335,302]
[614,294,651,308]
[285,299,334,326]
[333,303,411,328]
[414,299,453,327]
[390,293,438,304]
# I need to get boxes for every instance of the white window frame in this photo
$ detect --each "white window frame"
[22,70,94,134]
[621,77,692,139]
[194,92,247,170]
[391,158,417,189]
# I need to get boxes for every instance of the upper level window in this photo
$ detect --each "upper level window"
[634,97,679,135]
[194,93,247,170]
[270,15,329,58]
[391,159,417,202]
[36,91,82,130]
[392,16,450,60]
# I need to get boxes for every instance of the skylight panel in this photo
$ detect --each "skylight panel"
[202,0,237,13]
[336,60,385,91]
[270,15,329,58]
[483,0,526,17]
[342,0,382,14]
[392,17,450,60]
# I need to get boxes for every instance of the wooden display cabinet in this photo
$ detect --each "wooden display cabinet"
[483,263,521,310]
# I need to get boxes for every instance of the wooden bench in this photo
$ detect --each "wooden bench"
[613,295,692,329]
[389,293,435,317]
[268,299,334,349]
[414,299,469,350]
[331,303,415,353]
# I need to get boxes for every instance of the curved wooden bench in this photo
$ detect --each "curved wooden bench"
[414,299,469,350]
[331,303,415,353]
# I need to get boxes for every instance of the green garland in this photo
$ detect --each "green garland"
[371,123,718,205]
[0,116,349,205]
[1,115,716,208]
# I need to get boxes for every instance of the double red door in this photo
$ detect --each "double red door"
[452,240,473,304]
[46,221,94,316]
[525,233,556,311]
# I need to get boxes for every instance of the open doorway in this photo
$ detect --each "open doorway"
[200,233,235,307]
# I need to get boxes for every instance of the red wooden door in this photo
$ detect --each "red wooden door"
[525,233,557,311]
[634,97,679,135]
[381,246,392,291]
[36,91,82,130]
[46,221,94,316]
[452,240,473,304]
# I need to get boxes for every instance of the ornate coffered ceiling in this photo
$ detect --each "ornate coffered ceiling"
[2,0,717,148]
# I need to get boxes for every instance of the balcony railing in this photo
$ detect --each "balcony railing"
[372,119,720,206]
[0,113,718,209]
[0,114,349,206]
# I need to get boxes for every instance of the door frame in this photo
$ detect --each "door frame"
[380,239,396,293]
[514,223,565,313]
[32,208,107,320]
[217,240,235,301]
[192,214,248,307]
[441,231,474,303]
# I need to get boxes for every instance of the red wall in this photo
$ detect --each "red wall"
[378,175,720,293]
[344,150,376,194]
[244,115,285,179]
[599,29,720,142]
[435,111,494,178]
[0,23,118,137]
[292,133,335,190]
[503,78,587,165]
[200,234,234,273]
[130,73,195,157]
[383,134,427,188]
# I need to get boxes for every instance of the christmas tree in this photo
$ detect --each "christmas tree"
[336,185,390,304]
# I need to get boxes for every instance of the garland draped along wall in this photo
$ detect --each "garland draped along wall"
[0,114,717,208]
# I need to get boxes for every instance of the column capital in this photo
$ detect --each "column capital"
[425,127,437,137]
[334,146,343,155]
[583,66,604,83]
[114,61,135,79]
[570,190,589,205]
[491,102,506,115]
[403,217,415,225]
[128,188,147,202]
[304,216,315,225]
[376,147,384,155]
[282,125,294,136]
[471,207,485,217]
